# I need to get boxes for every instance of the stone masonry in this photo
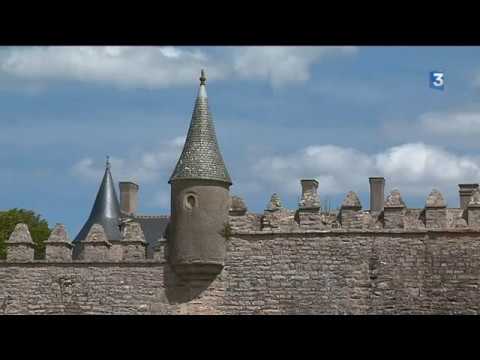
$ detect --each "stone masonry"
[2,184,480,314]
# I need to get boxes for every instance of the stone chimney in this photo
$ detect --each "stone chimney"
[459,184,479,209]
[369,177,385,212]
[119,182,139,215]
[298,179,320,212]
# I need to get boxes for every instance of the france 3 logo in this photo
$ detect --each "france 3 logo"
[430,71,445,91]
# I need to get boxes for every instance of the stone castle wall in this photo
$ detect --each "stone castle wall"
[2,186,480,314]
[1,225,480,314]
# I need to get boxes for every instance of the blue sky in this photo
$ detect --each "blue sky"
[2,46,480,237]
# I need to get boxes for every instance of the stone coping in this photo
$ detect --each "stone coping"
[232,229,480,236]
[0,260,166,266]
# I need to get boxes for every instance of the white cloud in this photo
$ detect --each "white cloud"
[419,111,480,136]
[0,47,225,89]
[71,136,185,184]
[0,46,357,89]
[253,142,480,201]
[232,46,357,87]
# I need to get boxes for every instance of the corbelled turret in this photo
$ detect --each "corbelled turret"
[169,70,232,280]
[73,157,121,256]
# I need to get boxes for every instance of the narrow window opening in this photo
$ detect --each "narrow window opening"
[185,194,197,209]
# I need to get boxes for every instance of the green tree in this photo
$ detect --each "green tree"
[0,208,51,260]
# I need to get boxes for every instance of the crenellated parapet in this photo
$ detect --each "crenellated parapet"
[3,221,158,263]
[228,179,480,233]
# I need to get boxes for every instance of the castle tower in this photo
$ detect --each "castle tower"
[73,157,122,258]
[168,70,232,280]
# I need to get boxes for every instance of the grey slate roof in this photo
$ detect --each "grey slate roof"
[132,215,169,259]
[169,70,232,185]
[74,159,122,243]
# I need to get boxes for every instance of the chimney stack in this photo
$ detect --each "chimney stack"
[299,179,320,211]
[459,184,479,209]
[119,182,139,215]
[369,177,385,212]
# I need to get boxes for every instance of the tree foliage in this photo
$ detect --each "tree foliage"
[0,208,51,259]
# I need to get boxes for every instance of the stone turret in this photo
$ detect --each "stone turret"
[168,70,232,280]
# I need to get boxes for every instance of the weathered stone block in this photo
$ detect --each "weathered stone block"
[45,223,73,261]
[340,191,363,229]
[425,189,447,229]
[466,189,480,228]
[153,238,167,261]
[77,224,111,261]
[121,221,147,261]
[261,194,296,230]
[383,189,406,229]
[109,241,124,261]
[229,195,247,216]
[297,211,324,229]
[6,223,35,262]
[459,184,479,210]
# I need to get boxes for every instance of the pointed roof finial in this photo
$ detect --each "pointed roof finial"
[200,69,206,85]
[106,155,110,170]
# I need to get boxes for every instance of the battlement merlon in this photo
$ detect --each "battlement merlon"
[228,179,480,232]
[3,221,158,263]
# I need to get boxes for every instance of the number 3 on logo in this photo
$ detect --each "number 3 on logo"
[430,71,445,90]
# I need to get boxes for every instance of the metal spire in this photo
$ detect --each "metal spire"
[199,69,206,85]
[169,70,232,185]
[74,158,122,243]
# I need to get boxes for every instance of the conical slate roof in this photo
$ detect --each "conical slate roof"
[169,70,232,185]
[74,158,121,243]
